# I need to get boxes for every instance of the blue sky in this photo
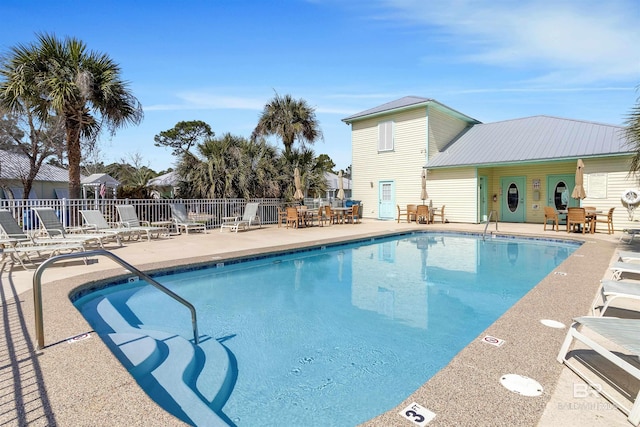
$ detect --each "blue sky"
[1,0,638,172]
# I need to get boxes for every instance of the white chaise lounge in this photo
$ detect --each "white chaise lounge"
[609,262,640,281]
[220,202,261,233]
[557,316,640,426]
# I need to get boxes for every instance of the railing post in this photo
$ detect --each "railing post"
[33,249,199,350]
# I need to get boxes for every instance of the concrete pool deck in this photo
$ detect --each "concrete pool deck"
[0,219,637,426]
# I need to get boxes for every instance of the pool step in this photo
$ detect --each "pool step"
[94,298,232,426]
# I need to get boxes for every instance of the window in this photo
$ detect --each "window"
[378,121,394,152]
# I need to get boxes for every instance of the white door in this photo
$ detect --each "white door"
[379,181,394,219]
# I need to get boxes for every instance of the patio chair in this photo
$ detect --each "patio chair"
[0,210,88,269]
[543,206,559,231]
[609,261,640,280]
[1,240,87,270]
[80,209,136,243]
[324,205,339,225]
[219,202,261,233]
[416,205,429,224]
[406,204,417,223]
[277,207,288,228]
[566,207,591,234]
[617,251,640,263]
[557,316,640,425]
[115,205,167,241]
[316,205,330,226]
[346,204,360,224]
[33,207,116,248]
[594,207,615,234]
[597,279,640,315]
[396,205,407,223]
[432,205,445,224]
[285,207,299,229]
[170,203,208,234]
[621,229,640,243]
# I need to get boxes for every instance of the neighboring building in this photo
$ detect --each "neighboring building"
[81,173,120,199]
[323,171,352,201]
[0,150,71,199]
[343,96,635,230]
[147,171,180,199]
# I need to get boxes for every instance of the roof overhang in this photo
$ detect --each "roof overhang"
[425,152,634,170]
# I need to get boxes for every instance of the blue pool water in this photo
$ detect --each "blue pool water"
[73,232,578,426]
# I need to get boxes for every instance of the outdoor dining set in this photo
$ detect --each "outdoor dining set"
[279,204,361,229]
[397,204,445,224]
[543,206,615,234]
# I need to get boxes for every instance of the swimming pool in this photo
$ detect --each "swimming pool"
[73,232,579,426]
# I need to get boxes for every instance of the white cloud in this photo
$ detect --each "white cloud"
[377,0,640,84]
[145,92,266,112]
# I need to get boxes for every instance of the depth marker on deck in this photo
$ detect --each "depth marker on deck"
[399,402,436,426]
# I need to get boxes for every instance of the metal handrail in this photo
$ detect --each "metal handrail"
[33,249,199,350]
[483,210,499,240]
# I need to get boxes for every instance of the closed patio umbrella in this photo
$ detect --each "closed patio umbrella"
[571,159,587,200]
[421,170,428,204]
[294,167,304,200]
[336,170,345,200]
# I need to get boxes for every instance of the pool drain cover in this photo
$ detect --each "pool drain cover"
[500,374,543,397]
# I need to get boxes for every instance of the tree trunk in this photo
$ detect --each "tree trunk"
[66,124,82,199]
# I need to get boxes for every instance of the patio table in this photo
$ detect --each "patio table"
[332,207,349,224]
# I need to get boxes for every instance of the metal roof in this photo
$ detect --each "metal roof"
[426,115,630,168]
[342,96,480,124]
[147,171,179,187]
[81,173,120,186]
[0,151,70,182]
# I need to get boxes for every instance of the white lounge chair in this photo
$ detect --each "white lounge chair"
[597,279,640,315]
[0,210,87,269]
[618,251,640,263]
[621,229,640,243]
[609,262,640,280]
[170,203,207,234]
[1,240,86,270]
[33,207,114,248]
[116,205,167,241]
[557,316,640,425]
[80,210,136,243]
[220,202,261,233]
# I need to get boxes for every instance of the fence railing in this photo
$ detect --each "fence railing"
[0,198,289,232]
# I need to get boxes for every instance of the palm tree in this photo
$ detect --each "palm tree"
[280,148,328,201]
[251,93,323,155]
[177,133,282,199]
[626,92,640,178]
[0,33,143,198]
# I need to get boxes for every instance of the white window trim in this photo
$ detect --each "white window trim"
[378,120,394,152]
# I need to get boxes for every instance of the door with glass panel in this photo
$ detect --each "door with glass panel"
[547,174,576,225]
[378,181,395,220]
[500,176,526,222]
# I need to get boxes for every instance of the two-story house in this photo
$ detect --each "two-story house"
[342,96,633,230]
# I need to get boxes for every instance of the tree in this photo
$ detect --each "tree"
[251,93,323,155]
[154,120,214,156]
[627,92,640,178]
[281,148,328,201]
[0,105,65,198]
[0,33,143,198]
[315,154,335,173]
[176,133,281,199]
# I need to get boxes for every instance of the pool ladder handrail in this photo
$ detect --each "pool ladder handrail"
[483,210,499,240]
[33,249,199,350]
